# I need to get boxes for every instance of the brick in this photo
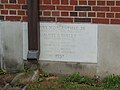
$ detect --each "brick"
[52,0,59,4]
[111,7,120,12]
[6,16,21,21]
[1,0,8,3]
[22,5,27,9]
[5,4,21,9]
[79,1,87,5]
[40,5,55,10]
[88,1,96,5]
[97,12,105,18]
[18,0,26,4]
[75,6,91,11]
[10,10,16,15]
[70,0,78,5]
[106,13,114,18]
[70,12,77,16]
[0,5,4,9]
[116,13,120,18]
[57,6,73,10]
[18,10,25,15]
[52,11,59,16]
[10,0,16,3]
[43,11,51,16]
[61,12,69,16]
[43,0,51,4]
[79,12,87,17]
[40,0,42,4]
[57,18,73,22]
[40,17,55,22]
[2,0,120,24]
[92,18,109,24]
[93,6,109,11]
[0,16,4,20]
[1,10,8,14]
[75,18,91,22]
[116,1,120,6]
[22,16,28,21]
[88,12,96,17]
[107,1,115,6]
[61,0,68,4]
[111,19,120,24]
[97,1,105,5]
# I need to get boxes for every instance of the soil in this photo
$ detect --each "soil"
[0,73,16,89]
[0,72,34,90]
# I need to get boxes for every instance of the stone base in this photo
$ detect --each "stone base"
[39,60,97,77]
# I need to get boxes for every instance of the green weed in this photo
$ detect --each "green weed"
[28,73,120,90]
[102,74,120,89]
[0,70,7,75]
[59,72,92,85]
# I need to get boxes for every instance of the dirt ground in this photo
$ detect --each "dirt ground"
[0,73,16,89]
[0,71,120,90]
[0,71,34,90]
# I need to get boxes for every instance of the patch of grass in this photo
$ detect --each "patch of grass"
[27,81,41,90]
[59,72,92,85]
[61,82,79,90]
[27,73,120,90]
[102,74,120,89]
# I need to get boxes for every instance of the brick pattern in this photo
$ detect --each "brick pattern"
[0,0,27,21]
[0,0,120,24]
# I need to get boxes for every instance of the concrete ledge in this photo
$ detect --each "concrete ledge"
[39,60,97,77]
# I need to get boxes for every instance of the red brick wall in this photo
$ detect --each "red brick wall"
[0,0,27,21]
[0,0,120,24]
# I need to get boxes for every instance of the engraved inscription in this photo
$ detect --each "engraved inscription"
[40,23,97,63]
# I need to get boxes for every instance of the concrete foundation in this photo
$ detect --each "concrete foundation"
[0,21,23,71]
[39,60,97,76]
[0,21,120,77]
[98,25,120,77]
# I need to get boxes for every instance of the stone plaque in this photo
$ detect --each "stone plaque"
[40,23,97,63]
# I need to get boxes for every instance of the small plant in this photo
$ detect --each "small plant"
[39,72,52,78]
[36,72,54,83]
[23,65,32,72]
[0,70,7,75]
[59,72,92,85]
[102,74,120,88]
